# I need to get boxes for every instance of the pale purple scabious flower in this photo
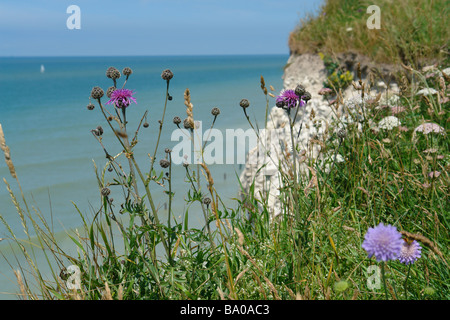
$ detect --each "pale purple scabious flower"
[362,223,404,262]
[398,240,422,265]
[276,89,305,109]
[106,88,137,108]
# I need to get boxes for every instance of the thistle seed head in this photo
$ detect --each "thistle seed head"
[173,116,182,125]
[106,86,116,98]
[106,67,121,80]
[295,84,306,97]
[101,187,111,197]
[91,86,104,100]
[122,67,133,77]
[160,159,170,168]
[239,99,250,109]
[161,69,173,81]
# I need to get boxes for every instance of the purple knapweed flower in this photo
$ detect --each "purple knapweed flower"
[276,89,305,109]
[362,223,404,262]
[106,88,137,108]
[398,239,422,265]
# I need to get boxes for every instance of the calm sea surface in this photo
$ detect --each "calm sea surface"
[0,54,287,298]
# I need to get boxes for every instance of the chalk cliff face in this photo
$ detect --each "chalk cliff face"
[238,53,399,218]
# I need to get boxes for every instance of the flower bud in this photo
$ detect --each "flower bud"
[101,187,111,197]
[91,86,104,100]
[302,91,312,102]
[161,69,173,81]
[295,84,306,97]
[122,67,133,77]
[173,116,182,125]
[239,99,250,109]
[160,159,170,168]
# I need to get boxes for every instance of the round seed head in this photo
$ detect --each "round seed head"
[165,148,172,154]
[96,126,104,136]
[203,197,211,206]
[87,103,95,110]
[295,84,306,97]
[122,67,133,76]
[211,107,221,116]
[143,122,149,128]
[101,187,111,197]
[240,99,250,109]
[161,69,173,81]
[302,91,312,102]
[173,116,182,125]
[106,67,121,80]
[91,86,104,100]
[276,100,285,108]
[337,128,347,140]
[160,159,170,168]
[106,86,116,98]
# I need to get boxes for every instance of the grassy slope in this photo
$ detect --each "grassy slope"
[289,0,449,68]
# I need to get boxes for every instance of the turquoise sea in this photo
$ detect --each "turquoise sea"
[0,54,288,299]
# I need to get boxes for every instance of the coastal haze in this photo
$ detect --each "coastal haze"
[0,0,321,299]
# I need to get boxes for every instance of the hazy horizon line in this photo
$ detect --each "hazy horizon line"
[0,52,291,59]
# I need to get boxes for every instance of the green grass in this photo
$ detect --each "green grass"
[1,61,448,300]
[289,0,449,68]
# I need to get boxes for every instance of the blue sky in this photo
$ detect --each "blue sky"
[0,0,323,56]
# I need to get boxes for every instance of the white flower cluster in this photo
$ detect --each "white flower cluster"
[378,116,401,130]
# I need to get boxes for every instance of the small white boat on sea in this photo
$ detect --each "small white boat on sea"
[40,64,45,73]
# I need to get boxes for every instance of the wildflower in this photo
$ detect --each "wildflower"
[416,88,438,96]
[398,239,422,265]
[362,223,404,262]
[390,106,406,115]
[202,197,211,206]
[106,88,137,109]
[276,89,305,109]
[318,87,333,96]
[378,116,401,130]
[413,123,445,135]
[428,171,441,178]
[86,103,95,110]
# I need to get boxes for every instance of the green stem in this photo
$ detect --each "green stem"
[404,264,412,299]
[147,81,170,186]
[381,262,389,299]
